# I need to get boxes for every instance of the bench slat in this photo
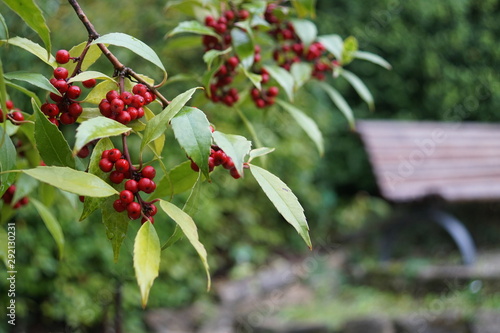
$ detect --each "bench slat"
[356,120,500,202]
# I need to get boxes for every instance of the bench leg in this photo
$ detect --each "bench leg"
[427,209,477,266]
[379,209,477,266]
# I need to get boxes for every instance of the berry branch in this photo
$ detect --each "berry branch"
[67,0,169,107]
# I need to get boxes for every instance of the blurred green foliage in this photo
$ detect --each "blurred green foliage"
[1,0,499,331]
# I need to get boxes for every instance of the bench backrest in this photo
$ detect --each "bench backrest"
[356,120,500,202]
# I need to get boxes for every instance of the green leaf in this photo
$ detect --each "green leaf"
[277,100,324,156]
[11,172,38,204]
[1,37,56,67]
[342,36,358,65]
[290,62,312,91]
[31,199,64,259]
[159,200,210,290]
[34,101,75,168]
[167,20,220,39]
[0,127,16,197]
[339,69,374,111]
[317,82,355,129]
[354,50,392,70]
[141,88,200,152]
[4,71,60,95]
[241,66,262,90]
[134,221,161,308]
[318,34,343,60]
[231,28,254,69]
[248,147,275,162]
[170,107,212,179]
[212,131,252,177]
[82,80,118,104]
[203,48,232,70]
[64,42,102,74]
[91,33,166,73]
[263,65,295,101]
[102,196,130,262]
[3,0,51,56]
[0,12,8,40]
[291,19,317,47]
[74,117,131,153]
[80,138,114,221]
[23,166,118,197]
[5,80,41,106]
[291,0,317,18]
[249,164,311,249]
[169,161,199,195]
[68,71,113,84]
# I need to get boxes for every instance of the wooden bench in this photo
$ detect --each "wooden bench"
[356,120,500,265]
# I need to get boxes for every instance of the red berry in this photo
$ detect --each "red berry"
[106,90,120,102]
[6,100,14,109]
[55,49,70,64]
[68,103,83,117]
[109,171,125,184]
[141,216,154,224]
[132,84,148,95]
[141,165,156,179]
[148,203,158,216]
[190,161,200,172]
[224,10,235,21]
[101,149,110,159]
[124,179,139,193]
[66,85,81,100]
[99,99,112,117]
[229,167,241,179]
[223,157,235,170]
[137,107,145,118]
[48,117,59,126]
[107,148,122,162]
[41,103,60,117]
[53,79,69,93]
[267,86,279,97]
[82,78,97,88]
[77,146,90,158]
[255,99,266,108]
[130,95,145,108]
[99,158,114,172]
[115,158,130,173]
[215,23,227,34]
[138,178,155,193]
[120,92,133,105]
[127,202,142,220]
[113,199,127,212]
[10,111,24,122]
[227,56,239,69]
[59,112,76,125]
[119,190,134,204]
[238,9,250,20]
[205,15,216,27]
[142,92,153,104]
[116,110,131,124]
[127,107,138,120]
[53,67,69,80]
[110,98,125,113]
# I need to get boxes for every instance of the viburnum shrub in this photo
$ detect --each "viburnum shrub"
[0,0,388,308]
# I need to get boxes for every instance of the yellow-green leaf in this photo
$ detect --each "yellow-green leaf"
[134,221,161,308]
[23,166,118,197]
[31,199,64,259]
[159,200,211,290]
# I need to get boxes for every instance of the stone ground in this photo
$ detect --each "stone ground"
[144,251,500,333]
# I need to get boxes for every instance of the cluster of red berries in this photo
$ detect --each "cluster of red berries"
[0,100,24,124]
[98,84,154,125]
[98,148,157,222]
[41,49,97,126]
[265,4,332,80]
[203,9,250,51]
[190,145,241,179]
[1,185,29,209]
